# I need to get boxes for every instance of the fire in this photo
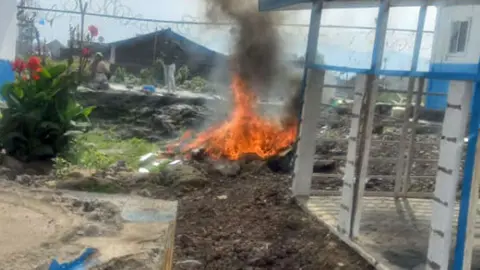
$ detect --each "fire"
[175,74,297,160]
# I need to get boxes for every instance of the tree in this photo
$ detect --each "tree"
[17,0,39,56]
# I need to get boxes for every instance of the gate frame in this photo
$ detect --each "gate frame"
[282,0,480,269]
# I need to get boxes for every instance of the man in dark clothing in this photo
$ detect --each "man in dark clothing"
[161,40,182,92]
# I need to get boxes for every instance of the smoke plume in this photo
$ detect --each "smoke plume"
[205,0,282,95]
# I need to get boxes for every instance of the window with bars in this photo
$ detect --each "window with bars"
[449,19,471,54]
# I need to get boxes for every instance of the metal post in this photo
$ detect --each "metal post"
[403,77,425,196]
[350,0,390,239]
[426,81,473,270]
[453,75,480,270]
[395,1,428,196]
[291,0,324,197]
[292,69,325,197]
[337,74,367,236]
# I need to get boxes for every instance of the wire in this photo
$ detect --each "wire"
[17,5,434,33]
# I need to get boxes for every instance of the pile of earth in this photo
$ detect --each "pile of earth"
[76,88,219,141]
[0,155,373,270]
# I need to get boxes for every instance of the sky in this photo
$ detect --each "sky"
[28,0,438,70]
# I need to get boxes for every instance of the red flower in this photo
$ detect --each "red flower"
[88,25,98,37]
[32,74,40,80]
[82,47,91,56]
[27,56,42,70]
[11,58,26,73]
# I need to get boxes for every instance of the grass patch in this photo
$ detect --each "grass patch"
[55,129,160,173]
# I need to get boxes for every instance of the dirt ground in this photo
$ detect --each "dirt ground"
[0,158,374,270]
[170,163,373,270]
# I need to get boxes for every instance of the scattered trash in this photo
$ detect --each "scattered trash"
[217,195,228,200]
[138,152,182,173]
[142,85,156,93]
[48,248,100,270]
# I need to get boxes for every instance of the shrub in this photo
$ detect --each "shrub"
[112,67,127,83]
[175,65,190,85]
[139,68,155,85]
[0,56,95,162]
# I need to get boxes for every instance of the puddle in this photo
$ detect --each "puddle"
[122,209,175,223]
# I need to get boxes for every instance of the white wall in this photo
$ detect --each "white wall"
[0,0,17,60]
[432,4,480,64]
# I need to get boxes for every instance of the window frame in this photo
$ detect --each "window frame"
[447,17,472,57]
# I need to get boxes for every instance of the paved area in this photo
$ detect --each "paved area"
[305,196,480,270]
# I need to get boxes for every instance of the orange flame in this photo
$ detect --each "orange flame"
[178,74,297,160]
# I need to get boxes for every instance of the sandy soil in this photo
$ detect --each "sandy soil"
[0,181,174,270]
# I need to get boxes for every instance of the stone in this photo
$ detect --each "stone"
[213,161,241,176]
[176,259,203,269]
[163,164,207,188]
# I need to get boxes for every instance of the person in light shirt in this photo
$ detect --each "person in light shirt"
[89,52,110,90]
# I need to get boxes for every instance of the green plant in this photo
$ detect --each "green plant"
[175,65,190,85]
[112,67,127,83]
[0,56,95,162]
[139,68,155,85]
[62,130,159,170]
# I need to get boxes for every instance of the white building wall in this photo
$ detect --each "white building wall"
[0,0,17,60]
[432,4,480,64]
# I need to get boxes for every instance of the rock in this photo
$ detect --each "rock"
[15,174,33,185]
[213,161,241,176]
[176,259,203,269]
[2,156,53,175]
[163,164,207,188]
[136,188,152,198]
[0,166,14,180]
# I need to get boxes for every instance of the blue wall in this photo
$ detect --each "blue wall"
[0,59,14,92]
[426,63,478,110]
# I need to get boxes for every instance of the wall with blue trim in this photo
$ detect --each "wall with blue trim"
[0,60,14,92]
[426,63,478,110]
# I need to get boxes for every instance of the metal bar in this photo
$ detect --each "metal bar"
[312,173,343,178]
[378,89,447,96]
[372,139,439,145]
[403,77,425,195]
[316,156,438,163]
[368,175,436,179]
[308,63,480,82]
[321,0,480,8]
[394,77,416,194]
[311,190,434,198]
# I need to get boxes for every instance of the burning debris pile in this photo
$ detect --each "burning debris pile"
[162,0,300,169]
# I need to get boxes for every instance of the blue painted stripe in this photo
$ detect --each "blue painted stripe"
[0,59,14,100]
[307,63,480,81]
[258,0,311,11]
[452,61,480,270]
[370,0,388,71]
[426,63,479,110]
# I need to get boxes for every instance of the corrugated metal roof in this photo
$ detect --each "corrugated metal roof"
[108,28,226,58]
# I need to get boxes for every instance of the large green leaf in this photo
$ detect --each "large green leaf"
[78,106,95,117]
[47,64,67,78]
[0,62,91,162]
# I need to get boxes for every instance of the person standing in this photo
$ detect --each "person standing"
[161,40,182,92]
